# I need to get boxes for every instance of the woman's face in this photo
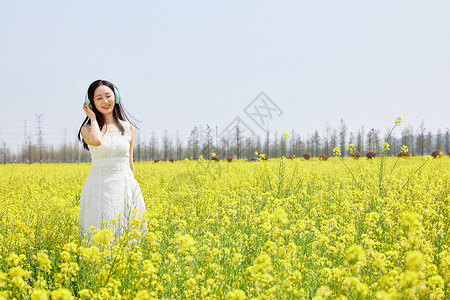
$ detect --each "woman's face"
[93,85,115,115]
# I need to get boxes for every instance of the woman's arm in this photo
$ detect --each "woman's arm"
[129,123,135,174]
[81,103,102,146]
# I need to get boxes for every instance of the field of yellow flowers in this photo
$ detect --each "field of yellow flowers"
[0,154,449,299]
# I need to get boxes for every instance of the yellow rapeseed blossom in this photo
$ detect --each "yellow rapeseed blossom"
[270,207,288,227]
[50,288,73,300]
[225,289,247,300]
[348,144,355,154]
[333,147,341,156]
[36,252,52,273]
[92,228,114,247]
[345,245,365,263]
[174,234,196,255]
[0,155,448,298]
[31,289,48,300]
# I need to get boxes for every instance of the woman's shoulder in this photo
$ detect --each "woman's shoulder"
[119,120,134,133]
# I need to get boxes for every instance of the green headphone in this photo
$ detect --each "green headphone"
[85,86,121,109]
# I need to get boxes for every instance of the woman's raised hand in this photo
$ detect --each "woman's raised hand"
[83,102,96,120]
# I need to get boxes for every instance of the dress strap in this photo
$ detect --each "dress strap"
[123,121,131,136]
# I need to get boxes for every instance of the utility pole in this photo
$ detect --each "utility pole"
[35,113,43,163]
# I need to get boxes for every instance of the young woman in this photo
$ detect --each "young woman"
[78,79,146,239]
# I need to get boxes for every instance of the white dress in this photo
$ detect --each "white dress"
[79,121,146,239]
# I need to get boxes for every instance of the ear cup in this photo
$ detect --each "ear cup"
[85,94,92,109]
[114,88,121,104]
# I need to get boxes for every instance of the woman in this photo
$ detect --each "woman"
[78,79,146,240]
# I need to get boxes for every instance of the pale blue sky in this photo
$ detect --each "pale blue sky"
[1,0,449,150]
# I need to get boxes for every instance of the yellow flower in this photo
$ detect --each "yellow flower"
[60,251,70,262]
[78,289,91,298]
[313,285,332,299]
[405,250,426,270]
[211,152,216,158]
[395,117,402,126]
[401,211,422,227]
[0,272,6,289]
[225,289,247,300]
[254,151,258,156]
[348,144,355,154]
[92,228,114,247]
[333,147,341,156]
[5,253,21,267]
[382,142,390,152]
[50,288,73,300]
[142,260,157,275]
[345,245,365,262]
[134,289,157,300]
[63,242,77,253]
[31,289,48,300]
[283,132,290,139]
[270,207,288,227]
[36,252,52,272]
[174,234,196,255]
[246,252,273,284]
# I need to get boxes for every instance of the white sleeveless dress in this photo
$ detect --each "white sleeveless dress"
[79,121,147,239]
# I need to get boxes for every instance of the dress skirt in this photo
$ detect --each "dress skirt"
[79,157,147,238]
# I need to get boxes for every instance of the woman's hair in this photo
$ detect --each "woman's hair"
[78,79,139,150]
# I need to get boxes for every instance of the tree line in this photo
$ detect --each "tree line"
[1,120,449,164]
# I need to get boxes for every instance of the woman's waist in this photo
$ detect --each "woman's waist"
[90,157,131,170]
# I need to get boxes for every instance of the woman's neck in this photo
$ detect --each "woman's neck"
[103,113,115,125]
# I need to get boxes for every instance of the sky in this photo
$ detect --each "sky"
[0,0,449,151]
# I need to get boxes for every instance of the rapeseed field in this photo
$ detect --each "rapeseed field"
[0,153,449,299]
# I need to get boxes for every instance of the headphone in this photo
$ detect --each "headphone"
[85,84,121,109]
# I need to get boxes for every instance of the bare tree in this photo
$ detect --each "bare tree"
[339,119,347,156]
[435,129,443,151]
[425,131,432,155]
[324,122,331,156]
[416,120,426,156]
[202,124,214,157]
[149,131,158,160]
[188,126,199,159]
[330,129,338,152]
[264,129,270,157]
[163,130,170,160]
[176,132,183,160]
[272,131,279,158]
[367,128,380,152]
[234,123,243,159]
[444,129,450,154]
[313,130,320,157]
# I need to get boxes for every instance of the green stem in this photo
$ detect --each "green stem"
[339,156,364,191]
[402,159,430,189]
[378,123,398,195]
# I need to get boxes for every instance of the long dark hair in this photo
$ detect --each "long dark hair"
[78,80,139,150]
